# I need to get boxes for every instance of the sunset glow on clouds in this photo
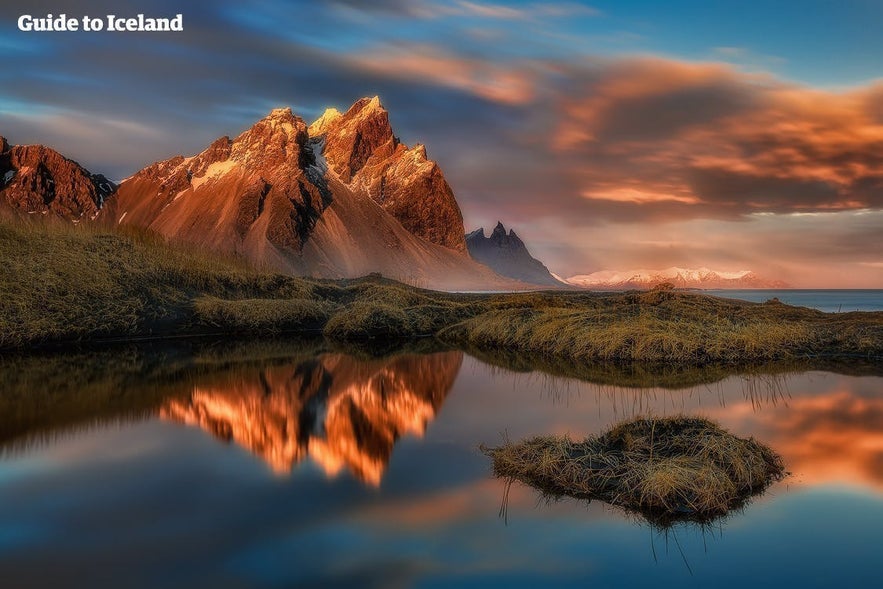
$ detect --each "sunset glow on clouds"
[1,0,881,285]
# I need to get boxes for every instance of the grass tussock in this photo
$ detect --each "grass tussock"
[323,302,412,340]
[484,416,786,525]
[194,297,331,333]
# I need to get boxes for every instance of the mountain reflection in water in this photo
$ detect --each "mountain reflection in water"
[0,343,879,496]
[160,352,463,484]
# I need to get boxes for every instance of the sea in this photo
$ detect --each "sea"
[702,289,883,313]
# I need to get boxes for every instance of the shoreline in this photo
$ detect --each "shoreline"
[3,220,882,366]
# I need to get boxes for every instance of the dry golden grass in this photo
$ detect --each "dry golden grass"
[193,297,332,333]
[2,218,881,366]
[484,416,786,526]
[437,292,883,363]
[323,302,412,340]
[0,219,322,347]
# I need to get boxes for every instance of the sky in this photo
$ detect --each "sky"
[1,0,882,287]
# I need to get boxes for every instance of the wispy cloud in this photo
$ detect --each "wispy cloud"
[347,43,538,105]
[450,1,600,20]
[328,0,600,21]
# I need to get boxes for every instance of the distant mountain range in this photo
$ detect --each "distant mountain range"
[466,222,565,287]
[566,267,789,289]
[2,103,779,292]
[1,98,536,290]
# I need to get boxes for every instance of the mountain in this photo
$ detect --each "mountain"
[0,136,115,219]
[466,222,565,287]
[161,351,463,485]
[99,97,515,290]
[312,97,466,252]
[566,267,790,290]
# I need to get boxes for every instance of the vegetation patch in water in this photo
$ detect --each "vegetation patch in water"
[484,416,786,525]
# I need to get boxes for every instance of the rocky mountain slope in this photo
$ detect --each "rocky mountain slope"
[98,98,513,289]
[466,222,564,287]
[567,267,789,289]
[0,136,114,219]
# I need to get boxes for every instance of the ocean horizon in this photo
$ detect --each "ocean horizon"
[703,289,883,313]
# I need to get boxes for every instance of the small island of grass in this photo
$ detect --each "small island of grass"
[483,416,786,526]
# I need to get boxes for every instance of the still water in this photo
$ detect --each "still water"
[0,342,880,588]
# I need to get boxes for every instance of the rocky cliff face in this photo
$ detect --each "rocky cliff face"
[0,136,114,219]
[100,107,330,258]
[313,97,467,252]
[98,97,507,289]
[466,222,564,287]
[160,351,463,485]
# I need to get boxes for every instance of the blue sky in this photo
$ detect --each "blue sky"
[1,1,881,285]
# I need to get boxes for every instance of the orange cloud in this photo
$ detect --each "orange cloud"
[350,44,537,105]
[551,57,883,216]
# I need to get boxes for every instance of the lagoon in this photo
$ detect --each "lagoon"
[0,343,880,587]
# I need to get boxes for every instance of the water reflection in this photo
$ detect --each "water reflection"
[706,388,883,490]
[0,342,879,495]
[1,343,882,587]
[160,352,462,484]
[479,370,883,494]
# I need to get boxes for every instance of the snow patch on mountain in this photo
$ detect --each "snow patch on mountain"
[190,160,240,190]
[567,266,788,289]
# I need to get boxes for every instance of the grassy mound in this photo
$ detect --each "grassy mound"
[2,218,881,365]
[0,220,320,347]
[194,296,331,333]
[484,416,786,525]
[323,302,413,340]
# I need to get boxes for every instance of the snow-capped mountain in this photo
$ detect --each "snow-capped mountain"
[566,267,789,289]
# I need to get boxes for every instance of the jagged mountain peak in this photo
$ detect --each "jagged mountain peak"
[308,97,466,252]
[93,97,510,287]
[348,95,384,115]
[483,221,523,245]
[309,107,342,136]
[229,108,310,170]
[466,221,563,287]
[319,96,396,184]
[491,221,509,238]
[266,106,294,120]
[6,98,522,288]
